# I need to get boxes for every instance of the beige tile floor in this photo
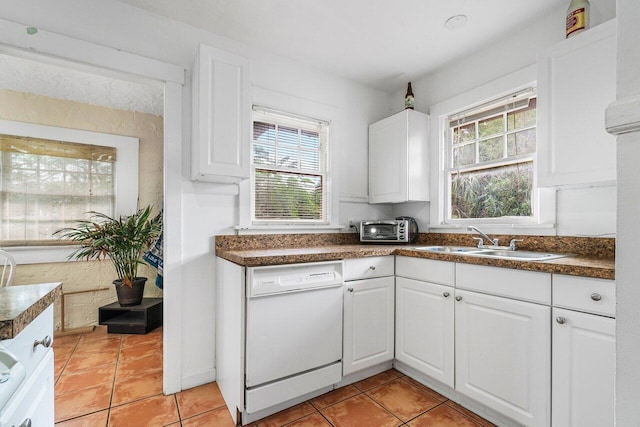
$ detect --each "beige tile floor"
[53,326,494,426]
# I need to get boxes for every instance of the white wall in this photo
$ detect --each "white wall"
[611,0,640,423]
[391,1,617,237]
[0,0,390,390]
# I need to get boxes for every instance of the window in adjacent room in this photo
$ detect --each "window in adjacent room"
[251,106,330,224]
[0,121,138,246]
[445,89,537,222]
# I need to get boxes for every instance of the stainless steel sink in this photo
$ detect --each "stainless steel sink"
[468,250,570,261]
[412,246,570,261]
[413,246,484,254]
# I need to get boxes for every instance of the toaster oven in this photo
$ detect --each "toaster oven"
[359,217,418,243]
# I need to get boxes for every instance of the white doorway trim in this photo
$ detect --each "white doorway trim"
[0,17,185,394]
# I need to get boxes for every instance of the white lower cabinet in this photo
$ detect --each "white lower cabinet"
[342,256,395,376]
[552,307,614,427]
[395,277,454,387]
[1,351,54,427]
[395,257,551,426]
[0,305,54,427]
[455,289,550,427]
[552,275,615,427]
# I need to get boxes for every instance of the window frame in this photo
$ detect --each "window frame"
[428,66,556,233]
[444,92,537,224]
[0,119,139,263]
[250,107,330,225]
[238,86,342,234]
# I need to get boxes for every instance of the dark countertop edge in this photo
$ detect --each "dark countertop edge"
[0,283,62,340]
[216,247,615,281]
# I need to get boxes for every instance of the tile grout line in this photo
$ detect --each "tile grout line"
[53,336,80,386]
[107,333,122,412]
[441,401,489,427]
[173,393,183,424]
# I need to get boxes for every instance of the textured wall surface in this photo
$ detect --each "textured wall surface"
[0,89,163,331]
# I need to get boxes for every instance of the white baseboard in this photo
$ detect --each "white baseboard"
[180,368,217,391]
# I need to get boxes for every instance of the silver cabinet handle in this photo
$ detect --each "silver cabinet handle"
[591,293,602,301]
[455,296,462,302]
[556,317,566,325]
[347,287,354,293]
[33,335,52,350]
[369,265,376,270]
[19,418,32,427]
[443,292,450,298]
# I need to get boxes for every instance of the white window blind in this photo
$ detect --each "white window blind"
[445,89,537,221]
[252,107,329,223]
[0,134,116,243]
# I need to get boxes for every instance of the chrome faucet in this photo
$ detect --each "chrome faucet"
[467,226,499,247]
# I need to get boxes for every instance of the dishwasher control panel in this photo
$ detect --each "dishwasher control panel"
[247,261,343,297]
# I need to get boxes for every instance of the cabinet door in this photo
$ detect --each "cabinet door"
[552,307,615,427]
[395,277,454,387]
[455,290,550,427]
[343,276,394,375]
[368,112,408,203]
[0,350,54,427]
[192,44,251,183]
[537,20,616,187]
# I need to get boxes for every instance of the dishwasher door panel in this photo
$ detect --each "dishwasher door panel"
[245,286,343,388]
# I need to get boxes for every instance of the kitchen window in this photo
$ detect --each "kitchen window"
[0,120,138,261]
[251,107,330,224]
[445,89,537,223]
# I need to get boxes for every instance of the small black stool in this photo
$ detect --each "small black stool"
[98,298,163,334]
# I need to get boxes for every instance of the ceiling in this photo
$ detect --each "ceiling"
[115,0,566,92]
[0,0,578,114]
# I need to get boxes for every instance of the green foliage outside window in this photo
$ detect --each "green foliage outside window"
[254,169,322,220]
[451,163,533,219]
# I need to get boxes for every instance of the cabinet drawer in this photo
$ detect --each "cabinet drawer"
[344,256,394,281]
[3,305,54,379]
[553,275,615,317]
[456,264,551,304]
[395,256,455,286]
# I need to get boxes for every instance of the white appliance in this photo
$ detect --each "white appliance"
[245,261,343,415]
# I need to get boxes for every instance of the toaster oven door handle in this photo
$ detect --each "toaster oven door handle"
[361,220,397,225]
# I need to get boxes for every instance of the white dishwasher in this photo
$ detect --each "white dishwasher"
[245,261,343,415]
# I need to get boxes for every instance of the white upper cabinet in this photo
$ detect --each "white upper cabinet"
[368,109,429,203]
[537,20,617,187]
[192,44,251,183]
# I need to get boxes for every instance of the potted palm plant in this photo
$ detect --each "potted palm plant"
[55,206,162,306]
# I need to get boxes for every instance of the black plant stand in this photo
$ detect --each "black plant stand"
[99,298,163,334]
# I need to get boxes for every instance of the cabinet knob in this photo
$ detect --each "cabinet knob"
[590,293,602,301]
[347,287,354,293]
[455,296,462,302]
[443,292,450,298]
[369,265,376,271]
[33,335,52,350]
[556,317,566,325]
[19,418,32,427]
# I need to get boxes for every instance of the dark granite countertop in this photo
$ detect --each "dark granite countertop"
[217,244,614,281]
[0,282,62,340]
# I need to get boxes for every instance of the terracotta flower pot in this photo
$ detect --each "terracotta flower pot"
[113,277,147,306]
